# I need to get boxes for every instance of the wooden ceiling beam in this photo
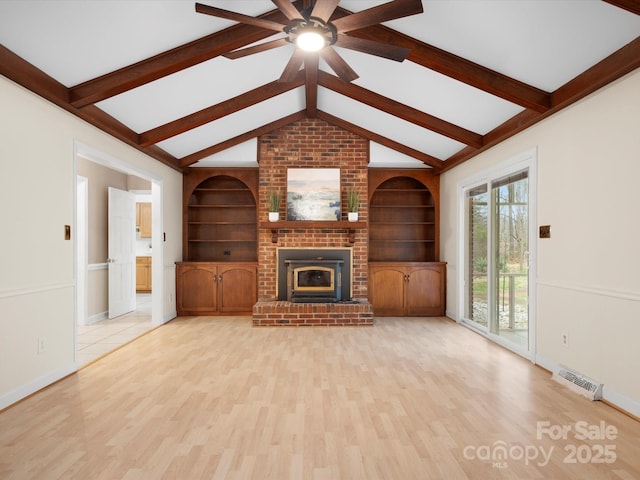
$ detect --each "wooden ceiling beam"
[552,36,640,109]
[0,45,181,171]
[305,54,320,118]
[603,0,640,15]
[341,20,551,113]
[317,110,443,171]
[139,72,305,146]
[441,36,640,172]
[179,110,307,168]
[68,8,294,108]
[318,70,484,148]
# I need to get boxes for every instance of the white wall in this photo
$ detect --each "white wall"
[0,76,183,409]
[440,69,640,414]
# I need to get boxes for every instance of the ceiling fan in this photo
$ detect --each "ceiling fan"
[195,0,423,83]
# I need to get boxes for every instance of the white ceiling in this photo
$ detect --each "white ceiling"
[1,1,639,170]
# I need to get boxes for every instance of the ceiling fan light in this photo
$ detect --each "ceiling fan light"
[296,30,326,52]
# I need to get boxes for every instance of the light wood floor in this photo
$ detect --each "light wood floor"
[1,316,639,479]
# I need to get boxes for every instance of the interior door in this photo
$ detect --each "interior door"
[108,187,136,319]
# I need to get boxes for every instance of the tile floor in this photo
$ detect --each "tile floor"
[76,294,154,367]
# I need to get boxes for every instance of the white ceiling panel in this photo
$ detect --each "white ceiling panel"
[336,46,524,134]
[97,45,297,132]
[319,87,466,160]
[192,139,258,168]
[394,0,640,91]
[0,1,245,86]
[369,142,430,168]
[158,88,305,158]
[2,0,638,171]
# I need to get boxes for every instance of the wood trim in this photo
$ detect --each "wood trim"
[318,71,484,148]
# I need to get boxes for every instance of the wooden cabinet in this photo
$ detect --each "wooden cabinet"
[369,262,446,316]
[136,203,152,238]
[176,262,257,315]
[367,170,445,316]
[136,256,151,293]
[183,168,258,262]
[179,169,258,315]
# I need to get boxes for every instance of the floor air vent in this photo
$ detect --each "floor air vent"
[552,366,603,401]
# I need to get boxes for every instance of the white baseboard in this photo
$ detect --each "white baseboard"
[0,364,77,411]
[535,353,640,419]
[86,311,108,325]
[162,310,177,324]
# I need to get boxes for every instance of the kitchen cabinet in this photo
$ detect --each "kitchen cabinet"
[136,256,151,293]
[176,262,257,315]
[369,262,446,316]
[137,202,152,238]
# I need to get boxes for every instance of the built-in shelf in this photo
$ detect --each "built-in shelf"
[185,172,258,262]
[369,175,437,262]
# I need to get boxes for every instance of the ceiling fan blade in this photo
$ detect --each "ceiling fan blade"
[310,0,341,22]
[223,38,289,59]
[332,0,424,33]
[335,34,410,62]
[195,3,285,32]
[320,47,359,82]
[271,0,303,21]
[279,49,306,82]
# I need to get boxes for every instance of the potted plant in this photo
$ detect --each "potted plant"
[268,190,281,222]
[347,188,359,222]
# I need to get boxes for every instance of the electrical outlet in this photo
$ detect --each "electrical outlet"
[561,333,569,348]
[37,337,46,354]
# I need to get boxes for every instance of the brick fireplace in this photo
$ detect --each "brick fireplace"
[252,118,373,326]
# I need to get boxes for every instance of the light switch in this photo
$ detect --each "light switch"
[64,225,71,240]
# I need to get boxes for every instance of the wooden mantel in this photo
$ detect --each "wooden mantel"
[259,220,367,244]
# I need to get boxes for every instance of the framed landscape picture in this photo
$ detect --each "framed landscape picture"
[287,168,341,221]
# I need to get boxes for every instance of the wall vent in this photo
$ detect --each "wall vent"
[552,366,603,401]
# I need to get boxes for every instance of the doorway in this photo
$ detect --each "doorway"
[459,149,537,360]
[74,142,164,366]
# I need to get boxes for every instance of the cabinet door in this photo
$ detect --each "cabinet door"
[177,264,217,313]
[218,265,257,313]
[369,267,406,316]
[136,258,151,292]
[406,265,445,316]
[139,203,152,238]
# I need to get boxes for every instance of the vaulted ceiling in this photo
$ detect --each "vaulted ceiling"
[1,1,639,174]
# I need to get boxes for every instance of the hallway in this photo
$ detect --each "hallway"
[76,294,153,367]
